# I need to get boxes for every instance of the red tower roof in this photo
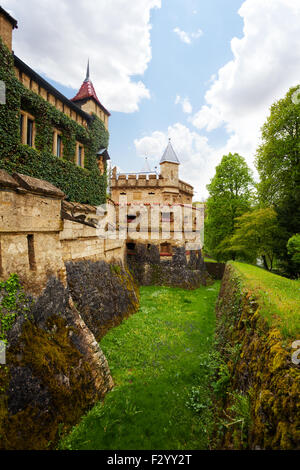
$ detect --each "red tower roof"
[71,61,110,116]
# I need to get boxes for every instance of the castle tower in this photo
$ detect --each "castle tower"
[72,61,111,174]
[159,139,180,202]
[71,61,110,129]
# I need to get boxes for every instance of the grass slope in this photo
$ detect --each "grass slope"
[60,283,220,450]
[232,262,300,338]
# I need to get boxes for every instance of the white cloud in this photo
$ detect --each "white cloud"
[175,95,193,114]
[136,0,300,200]
[134,131,167,164]
[190,105,223,131]
[173,27,203,45]
[134,123,219,200]
[2,0,161,113]
[190,0,300,162]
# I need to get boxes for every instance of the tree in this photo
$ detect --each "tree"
[205,153,254,261]
[255,86,300,273]
[228,208,279,271]
[287,234,300,271]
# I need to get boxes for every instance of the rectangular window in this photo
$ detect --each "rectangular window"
[160,243,172,255]
[76,142,84,167]
[27,119,34,146]
[27,234,36,271]
[19,114,24,141]
[56,134,62,157]
[78,145,83,167]
[20,111,35,147]
[133,192,142,201]
[161,212,172,222]
[53,130,63,158]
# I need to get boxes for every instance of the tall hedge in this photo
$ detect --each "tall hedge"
[0,37,108,205]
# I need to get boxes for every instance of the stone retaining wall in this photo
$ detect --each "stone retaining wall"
[127,243,210,289]
[215,264,300,450]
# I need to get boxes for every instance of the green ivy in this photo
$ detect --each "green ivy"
[0,274,29,344]
[0,37,109,205]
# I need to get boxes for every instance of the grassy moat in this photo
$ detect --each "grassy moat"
[60,282,221,450]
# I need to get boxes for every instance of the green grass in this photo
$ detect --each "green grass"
[232,262,300,338]
[59,283,221,450]
[204,258,218,263]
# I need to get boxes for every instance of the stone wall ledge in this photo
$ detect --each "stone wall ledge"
[13,172,66,199]
[0,169,66,199]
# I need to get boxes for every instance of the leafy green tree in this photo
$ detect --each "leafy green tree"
[255,86,300,273]
[205,153,254,261]
[287,234,300,268]
[228,208,279,271]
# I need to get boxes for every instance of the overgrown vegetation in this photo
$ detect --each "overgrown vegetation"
[0,274,29,344]
[232,261,300,338]
[0,37,108,205]
[214,263,300,449]
[59,283,221,450]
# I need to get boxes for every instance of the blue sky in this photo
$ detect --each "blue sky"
[109,0,244,171]
[49,0,245,176]
[4,0,300,199]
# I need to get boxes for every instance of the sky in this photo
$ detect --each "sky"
[3,0,300,200]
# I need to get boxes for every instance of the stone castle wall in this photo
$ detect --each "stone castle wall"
[127,242,210,289]
[0,169,138,449]
[0,170,125,295]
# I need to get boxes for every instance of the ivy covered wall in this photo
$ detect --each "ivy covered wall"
[0,38,109,205]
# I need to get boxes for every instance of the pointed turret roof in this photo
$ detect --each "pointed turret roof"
[140,157,152,173]
[160,139,180,165]
[71,61,110,116]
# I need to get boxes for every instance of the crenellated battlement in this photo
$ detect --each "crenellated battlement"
[111,170,193,204]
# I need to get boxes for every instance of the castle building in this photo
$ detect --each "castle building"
[0,6,110,178]
[111,139,194,205]
[0,6,204,258]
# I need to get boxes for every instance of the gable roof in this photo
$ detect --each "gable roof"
[160,140,180,165]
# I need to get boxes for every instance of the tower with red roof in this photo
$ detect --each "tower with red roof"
[71,61,110,130]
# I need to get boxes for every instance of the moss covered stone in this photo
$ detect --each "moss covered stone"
[127,243,210,289]
[214,264,300,450]
[66,260,140,340]
[0,276,113,450]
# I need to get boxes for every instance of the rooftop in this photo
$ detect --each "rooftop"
[14,55,92,122]
[71,61,110,116]
[160,140,180,165]
[0,6,18,29]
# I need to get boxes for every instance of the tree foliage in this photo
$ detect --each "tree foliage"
[205,153,254,261]
[255,85,300,275]
[287,234,300,267]
[228,208,279,271]
[256,86,300,207]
